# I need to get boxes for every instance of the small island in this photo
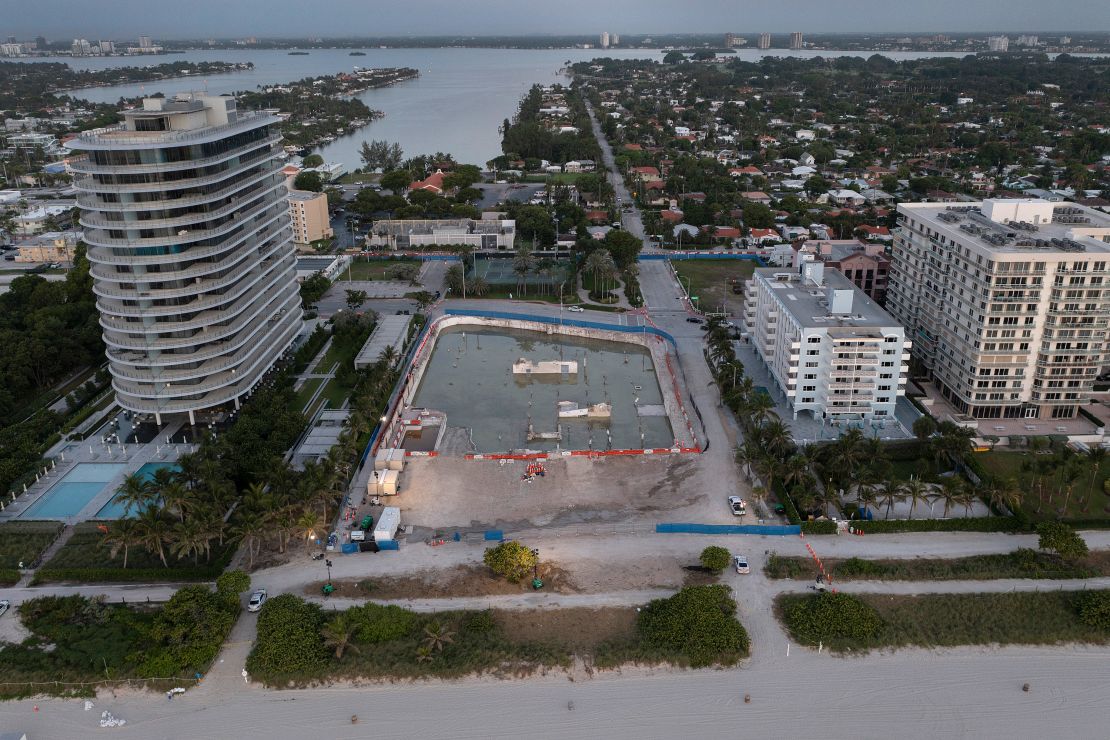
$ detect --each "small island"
[288,51,310,55]
[349,51,367,56]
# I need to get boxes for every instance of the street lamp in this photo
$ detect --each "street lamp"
[322,558,334,596]
[530,548,542,590]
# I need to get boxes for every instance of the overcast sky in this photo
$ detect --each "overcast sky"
[3,0,1107,38]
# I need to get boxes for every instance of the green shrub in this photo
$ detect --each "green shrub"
[348,603,416,643]
[483,541,538,583]
[699,546,731,573]
[801,520,837,535]
[764,553,810,579]
[835,557,886,578]
[138,585,239,678]
[637,585,750,667]
[0,568,19,586]
[1075,592,1110,631]
[1037,522,1089,561]
[246,595,328,678]
[781,592,884,645]
[216,570,251,595]
[464,610,497,635]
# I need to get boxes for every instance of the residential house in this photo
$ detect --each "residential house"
[409,169,447,195]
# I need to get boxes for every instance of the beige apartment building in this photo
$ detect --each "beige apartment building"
[15,230,82,262]
[886,199,1110,421]
[288,189,333,249]
[66,93,300,425]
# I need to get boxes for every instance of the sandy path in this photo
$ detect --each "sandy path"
[3,645,1107,739]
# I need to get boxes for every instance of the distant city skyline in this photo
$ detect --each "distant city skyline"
[2,0,1106,39]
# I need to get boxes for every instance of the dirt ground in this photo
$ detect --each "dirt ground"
[304,553,705,599]
[306,562,580,599]
[495,607,638,651]
[393,453,744,532]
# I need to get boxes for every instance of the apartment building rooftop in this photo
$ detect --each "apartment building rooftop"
[900,198,1110,255]
[752,264,896,330]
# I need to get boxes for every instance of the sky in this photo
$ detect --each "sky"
[2,0,1107,39]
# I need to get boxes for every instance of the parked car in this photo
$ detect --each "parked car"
[566,305,584,313]
[728,495,747,516]
[686,316,704,324]
[247,589,267,612]
[0,599,9,618]
[734,554,750,574]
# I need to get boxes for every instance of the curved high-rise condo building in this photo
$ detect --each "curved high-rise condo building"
[66,93,300,425]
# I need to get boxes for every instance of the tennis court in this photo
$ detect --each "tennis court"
[471,257,572,287]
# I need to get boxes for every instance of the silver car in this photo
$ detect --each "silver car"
[247,589,267,612]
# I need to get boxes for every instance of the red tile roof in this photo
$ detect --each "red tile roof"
[410,169,446,193]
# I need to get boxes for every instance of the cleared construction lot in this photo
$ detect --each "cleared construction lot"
[393,452,752,532]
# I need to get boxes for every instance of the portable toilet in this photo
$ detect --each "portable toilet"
[373,506,401,542]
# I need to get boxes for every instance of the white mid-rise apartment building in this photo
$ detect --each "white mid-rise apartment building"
[743,262,910,425]
[886,199,1110,421]
[66,93,300,425]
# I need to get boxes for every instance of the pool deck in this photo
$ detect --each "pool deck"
[0,415,195,523]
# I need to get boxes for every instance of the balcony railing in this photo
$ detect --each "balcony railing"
[67,132,281,175]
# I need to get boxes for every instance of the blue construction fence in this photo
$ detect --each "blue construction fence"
[656,523,801,536]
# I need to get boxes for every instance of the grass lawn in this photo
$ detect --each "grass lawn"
[765,550,1110,582]
[292,378,324,414]
[672,259,755,313]
[777,590,1110,653]
[0,522,63,584]
[319,377,352,409]
[975,449,1109,519]
[887,457,939,483]
[32,522,234,584]
[339,172,379,184]
[339,257,420,281]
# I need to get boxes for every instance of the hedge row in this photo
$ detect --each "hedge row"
[32,565,223,585]
[801,521,838,535]
[0,568,20,586]
[848,517,1024,534]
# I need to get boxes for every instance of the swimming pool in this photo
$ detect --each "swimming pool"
[94,462,181,519]
[20,463,127,519]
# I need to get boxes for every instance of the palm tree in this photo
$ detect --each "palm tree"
[1082,448,1105,513]
[161,480,190,522]
[855,484,879,520]
[781,454,810,491]
[761,419,793,459]
[937,477,965,518]
[735,442,760,481]
[102,519,143,569]
[170,518,209,565]
[981,478,1020,516]
[512,245,535,296]
[232,512,267,570]
[1058,458,1084,514]
[322,614,362,660]
[115,473,153,517]
[746,392,776,429]
[422,621,456,652]
[873,480,905,519]
[137,508,171,567]
[902,478,930,520]
[294,510,323,551]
